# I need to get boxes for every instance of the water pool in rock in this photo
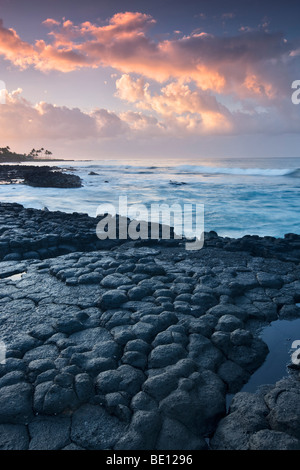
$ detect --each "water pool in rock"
[226,317,300,409]
[5,271,27,281]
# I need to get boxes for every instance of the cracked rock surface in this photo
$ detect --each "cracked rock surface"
[0,203,300,450]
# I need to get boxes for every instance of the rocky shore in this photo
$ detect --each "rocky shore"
[0,202,299,450]
[0,165,81,188]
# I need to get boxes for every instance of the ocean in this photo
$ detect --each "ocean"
[2,156,300,239]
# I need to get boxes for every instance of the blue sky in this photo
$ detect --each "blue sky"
[0,0,300,159]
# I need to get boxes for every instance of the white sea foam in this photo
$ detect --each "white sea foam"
[0,157,299,238]
[174,165,300,177]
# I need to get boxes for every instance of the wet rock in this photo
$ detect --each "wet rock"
[111,325,136,346]
[35,369,58,385]
[125,339,151,355]
[279,304,300,319]
[0,383,33,424]
[143,372,178,401]
[122,351,147,369]
[29,325,56,341]
[74,373,94,402]
[188,334,224,371]
[267,387,300,439]
[71,404,127,450]
[230,328,253,346]
[128,286,150,301]
[1,203,300,449]
[215,315,244,332]
[54,372,74,388]
[148,344,187,369]
[0,358,27,376]
[211,331,231,355]
[28,359,56,375]
[33,381,78,415]
[159,371,225,437]
[117,365,145,396]
[212,376,300,450]
[101,274,131,289]
[115,411,161,450]
[10,334,40,355]
[249,429,300,450]
[135,264,166,276]
[208,303,248,321]
[156,417,208,450]
[98,290,128,310]
[96,370,122,395]
[0,424,29,450]
[24,170,81,188]
[217,360,250,393]
[190,292,218,313]
[256,272,283,289]
[68,327,111,348]
[252,301,278,321]
[131,322,157,343]
[0,371,26,388]
[211,391,269,450]
[166,358,198,379]
[131,391,158,412]
[29,416,71,450]
[78,272,102,284]
[55,318,85,334]
[23,345,59,363]
[72,355,116,376]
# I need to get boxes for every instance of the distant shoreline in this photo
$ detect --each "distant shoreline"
[0,159,93,163]
[0,158,75,163]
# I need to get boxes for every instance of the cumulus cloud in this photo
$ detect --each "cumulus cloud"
[92,109,129,137]
[0,89,97,140]
[115,74,300,136]
[0,19,36,68]
[0,88,162,142]
[0,12,296,101]
[115,74,149,102]
[0,12,299,139]
[115,75,233,133]
[1,86,299,150]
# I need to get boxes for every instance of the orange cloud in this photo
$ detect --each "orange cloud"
[115,75,233,133]
[0,19,36,68]
[243,74,275,99]
[0,13,297,142]
[115,74,149,102]
[42,19,61,28]
[35,40,91,72]
[0,13,292,101]
[1,87,299,149]
[0,87,233,142]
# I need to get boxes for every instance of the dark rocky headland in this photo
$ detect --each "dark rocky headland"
[0,165,81,188]
[0,202,299,450]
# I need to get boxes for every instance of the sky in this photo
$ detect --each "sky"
[0,0,300,160]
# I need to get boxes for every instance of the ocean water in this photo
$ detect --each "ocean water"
[1,156,300,238]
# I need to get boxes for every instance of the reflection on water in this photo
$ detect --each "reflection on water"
[226,317,300,410]
[5,271,26,281]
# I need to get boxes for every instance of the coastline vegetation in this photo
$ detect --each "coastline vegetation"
[0,146,68,162]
